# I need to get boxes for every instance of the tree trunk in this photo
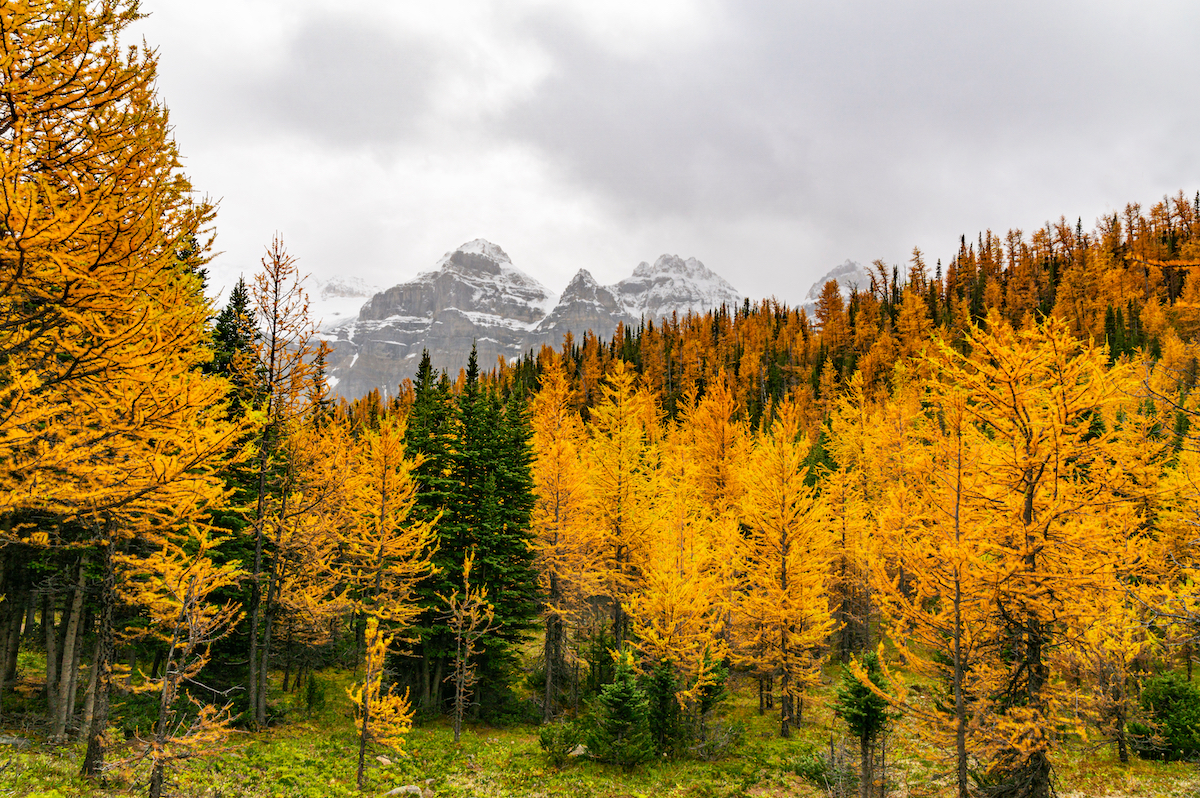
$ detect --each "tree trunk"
[1116,702,1129,764]
[80,636,101,740]
[149,762,165,798]
[248,516,264,730]
[150,646,166,680]
[52,556,87,741]
[7,593,24,676]
[43,592,58,720]
[860,730,872,798]
[952,436,970,798]
[779,668,791,738]
[23,595,35,644]
[149,582,189,798]
[248,429,272,730]
[282,625,293,693]
[420,654,431,711]
[81,541,114,778]
[0,575,20,712]
[543,607,561,721]
[452,636,466,744]
[356,653,372,790]
[257,601,274,727]
[0,571,9,700]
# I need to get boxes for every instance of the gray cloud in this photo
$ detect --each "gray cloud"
[137,0,1200,305]
[206,12,442,147]
[496,1,1200,266]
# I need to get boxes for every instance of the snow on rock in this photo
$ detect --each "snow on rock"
[611,254,742,322]
[309,276,381,332]
[802,259,872,310]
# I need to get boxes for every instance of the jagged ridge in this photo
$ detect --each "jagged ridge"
[317,241,745,399]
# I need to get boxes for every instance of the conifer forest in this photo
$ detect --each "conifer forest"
[6,2,1200,798]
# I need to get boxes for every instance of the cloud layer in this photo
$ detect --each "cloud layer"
[136,0,1200,303]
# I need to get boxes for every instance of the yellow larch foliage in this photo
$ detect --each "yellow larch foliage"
[347,616,414,755]
[116,525,243,797]
[529,354,602,716]
[1148,446,1200,672]
[0,0,239,526]
[585,359,659,649]
[931,312,1149,791]
[627,413,731,708]
[683,377,749,515]
[870,381,996,798]
[735,399,834,737]
[337,413,437,626]
[442,549,496,743]
[266,417,356,647]
[0,1,245,777]
[336,411,435,789]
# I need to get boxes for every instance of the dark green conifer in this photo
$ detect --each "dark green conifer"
[588,650,654,770]
[833,652,894,798]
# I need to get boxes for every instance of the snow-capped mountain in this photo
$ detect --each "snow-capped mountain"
[309,276,381,332]
[802,259,872,311]
[321,241,743,399]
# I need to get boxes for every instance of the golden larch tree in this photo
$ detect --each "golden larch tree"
[585,360,658,650]
[336,412,436,790]
[736,400,834,737]
[0,0,245,776]
[529,353,603,719]
[934,312,1147,796]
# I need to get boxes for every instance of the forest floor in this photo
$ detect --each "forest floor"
[0,660,1198,798]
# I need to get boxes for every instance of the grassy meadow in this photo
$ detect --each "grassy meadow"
[1,653,1197,798]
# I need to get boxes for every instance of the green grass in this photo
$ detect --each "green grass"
[1,667,1198,797]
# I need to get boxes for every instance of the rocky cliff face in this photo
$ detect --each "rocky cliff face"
[319,240,743,399]
[531,269,635,351]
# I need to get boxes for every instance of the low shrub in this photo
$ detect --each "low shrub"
[792,742,829,787]
[539,720,582,768]
[1131,672,1200,761]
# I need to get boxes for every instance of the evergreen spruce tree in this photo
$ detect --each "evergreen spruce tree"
[209,278,258,387]
[204,278,266,696]
[403,347,539,717]
[451,347,539,713]
[644,659,683,756]
[588,649,654,769]
[402,351,459,713]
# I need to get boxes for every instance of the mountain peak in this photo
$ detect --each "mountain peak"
[443,238,511,265]
[322,244,741,398]
[633,254,706,278]
[614,254,741,320]
[432,239,516,278]
[565,268,600,289]
[803,259,870,306]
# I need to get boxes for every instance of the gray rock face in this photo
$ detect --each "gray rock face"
[532,269,636,350]
[321,241,742,399]
[360,243,552,324]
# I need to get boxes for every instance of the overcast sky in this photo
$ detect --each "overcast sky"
[133,0,1200,305]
